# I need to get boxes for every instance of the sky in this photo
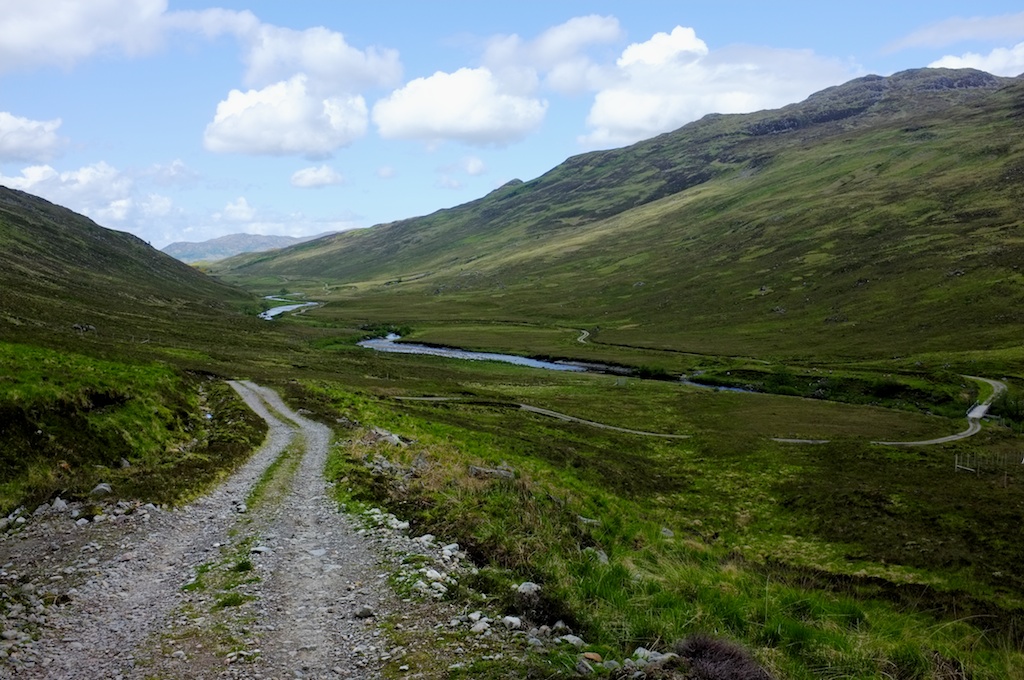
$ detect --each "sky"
[2,2,1024,249]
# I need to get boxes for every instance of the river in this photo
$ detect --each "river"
[357,334,599,372]
[358,334,762,394]
[258,296,319,320]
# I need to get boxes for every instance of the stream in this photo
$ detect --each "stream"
[258,296,319,320]
[357,334,594,372]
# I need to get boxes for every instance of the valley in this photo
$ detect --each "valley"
[2,67,1024,679]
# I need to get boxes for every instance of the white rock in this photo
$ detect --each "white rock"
[90,483,112,496]
[558,634,585,648]
[470,620,490,634]
[517,581,541,595]
[501,616,522,629]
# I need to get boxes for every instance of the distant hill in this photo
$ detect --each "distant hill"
[0,186,260,353]
[162,232,336,263]
[212,68,1024,358]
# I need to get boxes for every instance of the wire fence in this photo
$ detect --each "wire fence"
[954,451,1023,481]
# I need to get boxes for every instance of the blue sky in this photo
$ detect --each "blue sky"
[2,2,1024,249]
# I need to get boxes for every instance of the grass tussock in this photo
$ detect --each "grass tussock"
[0,342,266,513]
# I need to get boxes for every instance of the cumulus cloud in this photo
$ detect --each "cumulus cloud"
[291,164,345,188]
[0,0,167,72]
[171,10,402,159]
[0,162,132,214]
[580,28,858,148]
[0,161,181,234]
[242,24,401,90]
[218,197,257,222]
[204,75,368,156]
[0,112,64,161]
[376,165,396,179]
[888,12,1024,50]
[373,67,547,145]
[929,42,1024,76]
[483,15,623,94]
[163,7,260,40]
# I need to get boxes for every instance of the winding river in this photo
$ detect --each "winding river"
[358,334,591,372]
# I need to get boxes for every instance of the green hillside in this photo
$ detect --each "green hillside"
[214,68,1024,361]
[0,186,268,352]
[0,188,276,512]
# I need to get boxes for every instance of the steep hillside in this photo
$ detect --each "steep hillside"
[214,68,1024,359]
[163,231,336,263]
[0,186,263,356]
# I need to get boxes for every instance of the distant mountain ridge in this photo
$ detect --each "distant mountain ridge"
[211,68,1024,357]
[163,232,336,263]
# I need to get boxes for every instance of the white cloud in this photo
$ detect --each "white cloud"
[140,193,173,217]
[218,197,256,222]
[462,156,486,176]
[204,75,368,156]
[376,165,396,179]
[373,67,547,145]
[0,161,136,225]
[617,26,708,67]
[11,163,188,247]
[143,159,198,186]
[163,8,260,40]
[243,24,401,90]
[888,12,1024,50]
[291,164,345,188]
[483,15,623,94]
[0,112,64,161]
[0,0,166,72]
[929,42,1024,76]
[581,30,859,148]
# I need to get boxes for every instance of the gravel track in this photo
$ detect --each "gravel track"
[0,380,395,679]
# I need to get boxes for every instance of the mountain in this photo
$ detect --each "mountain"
[162,232,336,263]
[213,68,1024,359]
[0,186,260,354]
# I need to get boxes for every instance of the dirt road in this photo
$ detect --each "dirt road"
[0,381,397,679]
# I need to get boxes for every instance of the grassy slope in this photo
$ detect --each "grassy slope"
[214,69,1024,364]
